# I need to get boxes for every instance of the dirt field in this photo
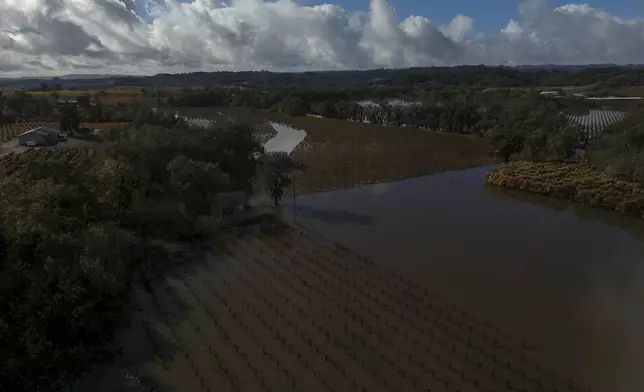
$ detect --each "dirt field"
[76,225,583,392]
[171,108,493,193]
[284,116,494,193]
[83,122,131,129]
[612,85,644,97]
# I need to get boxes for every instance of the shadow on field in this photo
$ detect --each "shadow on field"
[294,205,375,225]
[72,249,204,392]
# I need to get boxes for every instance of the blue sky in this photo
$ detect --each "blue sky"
[295,0,642,31]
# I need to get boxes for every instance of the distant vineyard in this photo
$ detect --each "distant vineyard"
[0,123,58,143]
[0,148,96,177]
[566,109,625,140]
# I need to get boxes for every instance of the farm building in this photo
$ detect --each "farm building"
[565,109,625,141]
[18,126,60,146]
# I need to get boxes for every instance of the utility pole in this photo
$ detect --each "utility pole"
[292,172,296,224]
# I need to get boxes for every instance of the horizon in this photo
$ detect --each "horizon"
[2,0,644,77]
[3,63,644,81]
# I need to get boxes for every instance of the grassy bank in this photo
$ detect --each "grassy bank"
[280,116,494,193]
[486,161,644,217]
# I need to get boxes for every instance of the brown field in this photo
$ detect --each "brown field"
[612,85,644,97]
[171,108,494,193]
[83,122,131,129]
[0,122,57,143]
[76,225,583,392]
[282,116,494,193]
[0,148,96,175]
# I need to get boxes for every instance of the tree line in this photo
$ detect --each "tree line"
[0,111,298,391]
[587,106,644,183]
[1,91,144,126]
[109,66,644,89]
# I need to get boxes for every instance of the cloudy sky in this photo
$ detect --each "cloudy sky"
[1,0,644,77]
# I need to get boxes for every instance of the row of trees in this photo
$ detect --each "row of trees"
[485,97,644,182]
[162,84,600,138]
[0,91,144,126]
[306,100,482,133]
[112,66,644,89]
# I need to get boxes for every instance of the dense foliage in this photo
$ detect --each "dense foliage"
[486,104,644,215]
[105,66,644,89]
[1,91,145,126]
[486,162,644,216]
[164,85,596,148]
[3,65,644,92]
[587,107,644,183]
[0,115,262,391]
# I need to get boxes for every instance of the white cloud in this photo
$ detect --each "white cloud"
[501,19,523,38]
[1,0,644,76]
[441,14,475,43]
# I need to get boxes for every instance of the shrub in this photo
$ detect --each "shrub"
[486,161,644,217]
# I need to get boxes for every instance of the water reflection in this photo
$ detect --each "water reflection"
[285,166,644,392]
[485,184,644,242]
[293,205,375,225]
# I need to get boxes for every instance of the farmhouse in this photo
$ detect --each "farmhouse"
[18,126,60,146]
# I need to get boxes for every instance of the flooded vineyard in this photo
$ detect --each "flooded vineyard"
[284,166,644,392]
[78,227,582,392]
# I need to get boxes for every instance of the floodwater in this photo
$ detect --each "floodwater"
[264,123,307,154]
[283,166,644,392]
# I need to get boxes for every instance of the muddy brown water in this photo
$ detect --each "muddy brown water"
[283,166,644,392]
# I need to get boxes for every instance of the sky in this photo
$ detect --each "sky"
[2,0,644,77]
[337,0,643,30]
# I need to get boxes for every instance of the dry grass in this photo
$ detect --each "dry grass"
[282,116,494,193]
[75,226,582,392]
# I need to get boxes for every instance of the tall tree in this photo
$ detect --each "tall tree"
[262,152,305,207]
[59,103,81,133]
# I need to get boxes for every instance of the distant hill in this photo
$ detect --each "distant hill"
[56,74,135,80]
[2,64,644,90]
